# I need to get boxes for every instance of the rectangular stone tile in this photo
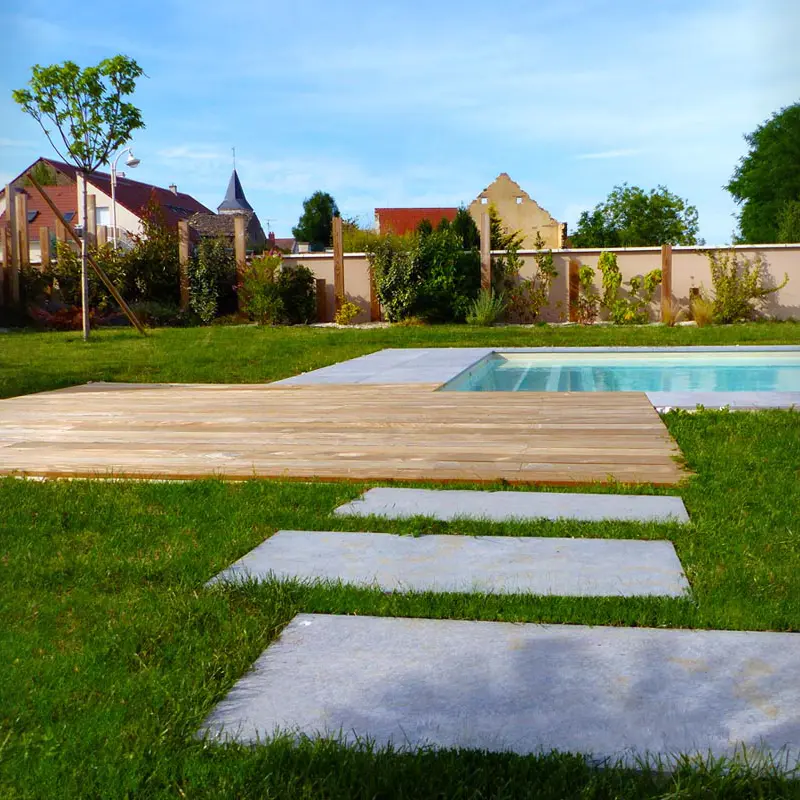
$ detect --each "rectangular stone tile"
[208,530,690,597]
[199,614,800,768]
[335,487,690,524]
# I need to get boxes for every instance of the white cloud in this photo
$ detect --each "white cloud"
[575,149,644,161]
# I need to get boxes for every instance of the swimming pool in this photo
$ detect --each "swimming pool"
[441,351,800,393]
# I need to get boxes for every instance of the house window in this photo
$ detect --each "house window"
[480,197,488,205]
[516,197,523,205]
[95,206,110,226]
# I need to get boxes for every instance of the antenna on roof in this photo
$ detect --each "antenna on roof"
[263,218,275,233]
[232,146,236,171]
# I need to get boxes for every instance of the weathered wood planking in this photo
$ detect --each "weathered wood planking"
[0,383,687,485]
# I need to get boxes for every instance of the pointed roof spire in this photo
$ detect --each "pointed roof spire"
[218,169,253,212]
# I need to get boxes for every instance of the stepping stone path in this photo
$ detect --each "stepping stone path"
[334,487,690,524]
[200,614,800,767]
[209,530,690,597]
[201,487,800,767]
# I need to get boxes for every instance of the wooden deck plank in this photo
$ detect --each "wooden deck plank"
[0,384,687,485]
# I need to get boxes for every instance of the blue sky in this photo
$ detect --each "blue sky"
[1,0,797,244]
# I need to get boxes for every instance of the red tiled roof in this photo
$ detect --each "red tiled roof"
[375,207,459,235]
[44,159,213,227]
[0,186,78,240]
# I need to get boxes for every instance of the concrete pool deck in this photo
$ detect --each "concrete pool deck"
[275,346,800,409]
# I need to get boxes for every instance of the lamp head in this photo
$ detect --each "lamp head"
[125,152,140,168]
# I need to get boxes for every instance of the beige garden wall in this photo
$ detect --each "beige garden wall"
[282,245,800,323]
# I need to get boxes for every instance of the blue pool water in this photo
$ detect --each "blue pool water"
[442,353,800,393]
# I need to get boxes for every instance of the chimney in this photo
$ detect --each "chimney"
[268,231,276,243]
[169,184,178,195]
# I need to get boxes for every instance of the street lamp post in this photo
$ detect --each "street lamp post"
[110,147,140,249]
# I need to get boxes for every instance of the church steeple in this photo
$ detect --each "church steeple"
[217,169,253,213]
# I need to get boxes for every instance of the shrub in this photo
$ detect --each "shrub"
[466,289,506,326]
[277,264,316,324]
[367,229,479,322]
[334,298,361,325]
[660,295,684,327]
[44,242,126,312]
[690,293,715,327]
[597,251,661,324]
[127,300,188,327]
[707,250,789,323]
[571,264,600,324]
[503,234,559,323]
[189,238,237,324]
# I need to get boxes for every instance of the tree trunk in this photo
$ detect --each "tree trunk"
[80,171,90,340]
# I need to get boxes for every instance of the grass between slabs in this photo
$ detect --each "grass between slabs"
[1,410,799,797]
[1,320,799,399]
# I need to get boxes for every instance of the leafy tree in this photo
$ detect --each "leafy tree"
[450,206,480,250]
[23,161,59,187]
[777,200,800,243]
[570,184,699,247]
[13,56,145,339]
[727,103,800,244]
[416,219,434,236]
[292,191,338,249]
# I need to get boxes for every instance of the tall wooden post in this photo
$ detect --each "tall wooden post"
[0,227,8,307]
[39,226,51,267]
[178,220,191,311]
[6,185,20,305]
[86,194,97,248]
[315,278,327,322]
[568,259,580,322]
[233,215,246,310]
[369,267,381,321]
[332,215,344,313]
[660,243,673,321]
[480,212,491,291]
[96,225,108,248]
[16,192,30,267]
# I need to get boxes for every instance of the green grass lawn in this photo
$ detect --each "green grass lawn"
[1,320,799,399]
[2,325,800,797]
[1,409,799,798]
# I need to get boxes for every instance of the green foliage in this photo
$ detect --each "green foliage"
[367,228,480,322]
[122,193,182,304]
[450,206,480,250]
[466,288,506,326]
[23,160,59,186]
[571,184,699,247]
[189,238,236,324]
[416,218,434,236]
[488,202,524,251]
[334,298,362,325]
[707,250,789,323]
[127,300,189,327]
[45,241,125,311]
[690,293,715,327]
[572,263,601,324]
[342,218,381,252]
[278,264,316,324]
[777,199,800,243]
[239,256,316,325]
[597,251,662,324]
[503,234,559,323]
[727,102,800,244]
[12,56,144,172]
[292,191,338,249]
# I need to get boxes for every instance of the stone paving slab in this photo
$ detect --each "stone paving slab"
[335,487,690,524]
[647,391,800,410]
[199,614,800,767]
[208,530,690,597]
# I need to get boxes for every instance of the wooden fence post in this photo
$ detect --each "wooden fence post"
[6,185,20,305]
[234,215,246,310]
[316,278,327,322]
[39,226,51,267]
[332,215,344,313]
[96,225,108,248]
[86,194,96,248]
[369,267,381,322]
[178,220,191,311]
[568,259,580,322]
[660,243,673,321]
[16,191,30,268]
[0,226,7,307]
[480,212,491,291]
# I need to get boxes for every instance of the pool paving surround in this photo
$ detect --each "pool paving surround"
[335,487,690,524]
[199,613,800,768]
[209,530,690,598]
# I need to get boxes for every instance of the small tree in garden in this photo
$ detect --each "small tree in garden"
[13,56,145,340]
[189,238,236,324]
[450,206,480,250]
[597,251,662,324]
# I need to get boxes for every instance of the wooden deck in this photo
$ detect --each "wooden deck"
[0,383,687,485]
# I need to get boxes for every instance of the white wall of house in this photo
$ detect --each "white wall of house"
[76,174,143,239]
